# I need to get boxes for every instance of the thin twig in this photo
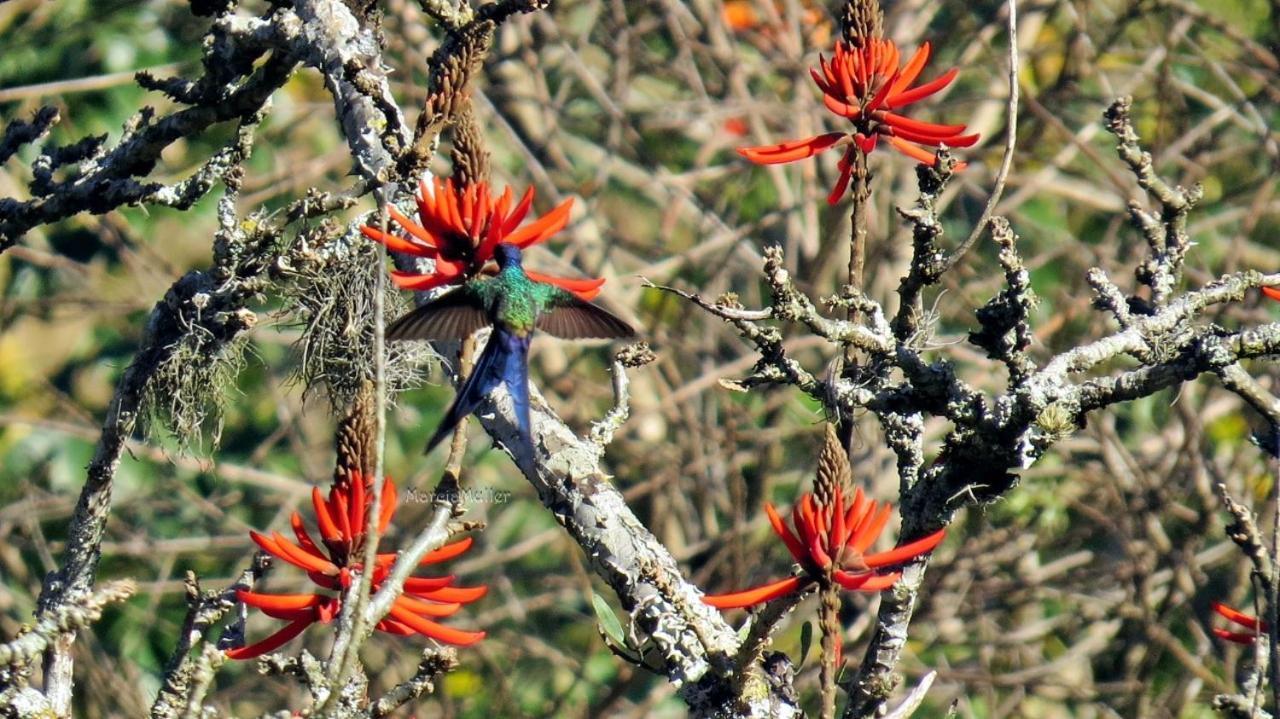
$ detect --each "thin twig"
[321,198,391,707]
[941,0,1019,273]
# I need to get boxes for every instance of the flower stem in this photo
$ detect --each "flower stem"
[846,152,870,313]
[819,582,842,719]
[840,150,870,447]
[445,335,477,480]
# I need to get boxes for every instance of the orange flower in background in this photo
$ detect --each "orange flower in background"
[721,0,759,31]
[739,39,979,204]
[720,0,830,44]
[1263,286,1280,302]
[227,472,486,659]
[723,117,750,137]
[361,177,605,301]
[704,487,946,609]
[1211,601,1268,644]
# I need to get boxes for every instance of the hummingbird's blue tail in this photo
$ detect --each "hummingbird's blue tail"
[425,327,533,457]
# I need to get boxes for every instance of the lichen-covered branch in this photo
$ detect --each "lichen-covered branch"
[370,647,459,717]
[892,157,955,343]
[0,23,296,250]
[0,581,135,669]
[1104,96,1205,306]
[589,343,655,452]
[150,565,266,719]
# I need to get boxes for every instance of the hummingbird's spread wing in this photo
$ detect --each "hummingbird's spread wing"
[387,288,489,341]
[536,299,635,340]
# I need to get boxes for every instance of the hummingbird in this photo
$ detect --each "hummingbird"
[387,243,635,457]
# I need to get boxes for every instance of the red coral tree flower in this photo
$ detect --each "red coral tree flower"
[1211,601,1269,644]
[228,472,486,659]
[360,177,605,300]
[704,487,946,609]
[739,38,979,204]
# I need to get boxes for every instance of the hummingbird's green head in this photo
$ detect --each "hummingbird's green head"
[494,243,522,269]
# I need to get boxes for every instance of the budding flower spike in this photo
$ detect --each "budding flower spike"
[227,471,486,659]
[360,177,605,300]
[1210,601,1268,645]
[739,38,979,204]
[703,487,945,609]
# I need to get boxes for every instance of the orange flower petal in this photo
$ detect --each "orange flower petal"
[376,617,418,636]
[831,493,850,550]
[388,205,440,247]
[505,198,574,249]
[378,478,398,534]
[880,112,973,141]
[845,487,865,529]
[330,488,353,545]
[289,512,321,555]
[808,534,833,570]
[349,473,366,537]
[250,530,285,559]
[887,127,980,150]
[1263,286,1280,301]
[390,269,460,291]
[828,155,855,205]
[421,537,474,564]
[237,590,324,612]
[460,183,477,232]
[822,92,862,119]
[360,225,437,258]
[387,604,486,646]
[393,595,463,618]
[864,69,901,113]
[885,137,941,165]
[848,504,893,554]
[888,67,959,109]
[411,584,488,604]
[525,270,606,301]
[269,532,338,574]
[493,185,513,223]
[237,590,326,621]
[704,576,804,609]
[834,570,900,592]
[831,569,870,590]
[312,487,342,543]
[403,575,456,592]
[1213,601,1267,631]
[765,502,808,564]
[502,186,536,236]
[225,618,312,659]
[1213,629,1260,644]
[862,528,946,569]
[888,42,932,98]
[739,132,845,164]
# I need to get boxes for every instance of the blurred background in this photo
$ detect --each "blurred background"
[2,0,1280,715]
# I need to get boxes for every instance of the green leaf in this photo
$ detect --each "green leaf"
[592,591,627,648]
[799,621,814,668]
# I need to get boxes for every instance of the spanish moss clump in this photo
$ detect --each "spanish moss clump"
[139,332,249,451]
[278,225,434,409]
[136,273,259,451]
